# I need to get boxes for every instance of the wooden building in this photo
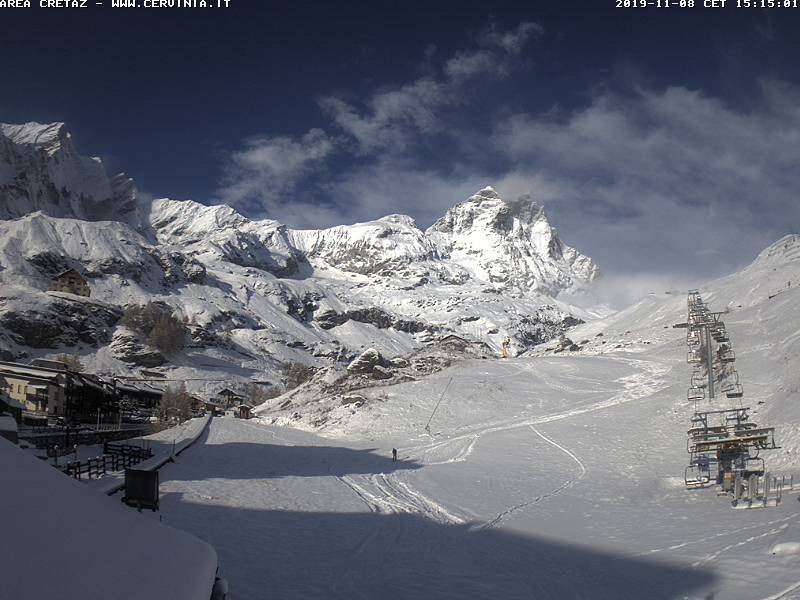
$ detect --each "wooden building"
[235,404,253,419]
[48,269,91,297]
[218,388,244,409]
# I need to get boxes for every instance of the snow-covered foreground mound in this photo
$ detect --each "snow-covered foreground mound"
[0,437,217,600]
[147,236,800,599]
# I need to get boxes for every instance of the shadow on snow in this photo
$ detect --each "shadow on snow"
[155,495,717,600]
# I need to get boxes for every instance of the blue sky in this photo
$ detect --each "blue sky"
[2,1,800,286]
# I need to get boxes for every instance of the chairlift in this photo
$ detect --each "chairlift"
[685,457,711,487]
[733,456,765,477]
[687,386,705,402]
[683,465,711,488]
[726,384,744,399]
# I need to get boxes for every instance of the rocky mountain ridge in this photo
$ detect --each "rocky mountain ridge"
[0,121,601,394]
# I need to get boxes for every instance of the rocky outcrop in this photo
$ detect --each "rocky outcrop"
[347,348,385,374]
[316,306,434,334]
[0,294,120,348]
[109,328,166,367]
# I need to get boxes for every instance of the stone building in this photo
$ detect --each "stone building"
[48,269,90,297]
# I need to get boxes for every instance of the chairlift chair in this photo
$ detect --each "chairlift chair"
[726,384,744,399]
[687,386,705,402]
[685,460,711,487]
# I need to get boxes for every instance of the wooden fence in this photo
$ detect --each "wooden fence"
[62,444,153,480]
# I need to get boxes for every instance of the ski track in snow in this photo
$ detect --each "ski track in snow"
[409,356,669,467]
[338,356,666,534]
[472,426,587,531]
[620,513,797,560]
[337,472,465,525]
[689,523,789,569]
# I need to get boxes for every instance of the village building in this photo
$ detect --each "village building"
[0,361,68,419]
[48,268,91,297]
[235,404,253,419]
[203,399,224,416]
[218,388,244,409]
[0,361,120,424]
[116,381,163,420]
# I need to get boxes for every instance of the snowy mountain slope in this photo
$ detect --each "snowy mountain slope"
[0,122,599,393]
[0,122,143,226]
[229,234,800,600]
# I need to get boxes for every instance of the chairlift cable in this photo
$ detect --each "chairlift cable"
[424,377,453,434]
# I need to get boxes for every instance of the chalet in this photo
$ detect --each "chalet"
[190,396,207,417]
[48,269,90,297]
[235,404,253,419]
[218,388,244,409]
[203,399,224,416]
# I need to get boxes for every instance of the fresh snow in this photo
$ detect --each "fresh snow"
[0,436,217,600]
[4,121,800,599]
[134,234,800,599]
[0,123,602,390]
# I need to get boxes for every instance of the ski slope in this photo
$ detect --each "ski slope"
[146,236,800,599]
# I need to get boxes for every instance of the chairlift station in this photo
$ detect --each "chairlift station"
[683,291,784,507]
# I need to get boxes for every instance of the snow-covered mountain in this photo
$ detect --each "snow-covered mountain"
[0,122,600,392]
[0,122,142,226]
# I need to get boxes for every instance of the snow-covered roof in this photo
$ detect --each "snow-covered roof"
[0,437,217,600]
[0,361,66,380]
[0,414,17,432]
[53,268,86,280]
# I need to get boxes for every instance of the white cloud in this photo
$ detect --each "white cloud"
[488,81,800,277]
[217,21,800,283]
[319,21,542,154]
[218,128,335,214]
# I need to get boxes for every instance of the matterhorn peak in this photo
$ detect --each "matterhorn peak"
[472,185,500,199]
[426,187,598,294]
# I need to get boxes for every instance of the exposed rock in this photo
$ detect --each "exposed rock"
[0,295,120,348]
[109,328,166,367]
[372,365,393,380]
[340,395,366,407]
[286,292,320,323]
[347,348,384,374]
[315,309,349,330]
[315,305,433,334]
